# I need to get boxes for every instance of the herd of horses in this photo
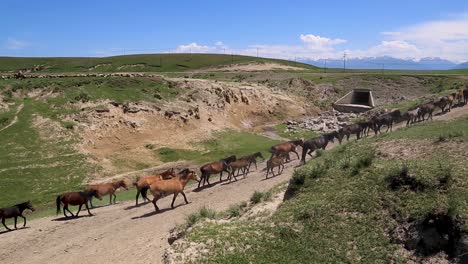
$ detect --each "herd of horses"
[1,88,467,232]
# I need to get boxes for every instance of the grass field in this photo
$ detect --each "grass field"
[175,116,468,263]
[0,98,94,210]
[156,130,281,164]
[0,54,316,73]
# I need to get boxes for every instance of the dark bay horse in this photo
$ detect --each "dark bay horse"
[337,123,363,143]
[239,152,265,171]
[199,155,236,188]
[133,168,177,205]
[371,109,401,134]
[300,132,337,164]
[0,201,35,231]
[56,190,102,218]
[269,139,303,161]
[86,180,128,207]
[418,102,436,121]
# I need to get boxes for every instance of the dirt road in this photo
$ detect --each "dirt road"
[0,104,467,264]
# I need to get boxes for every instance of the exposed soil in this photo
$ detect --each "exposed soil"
[195,62,306,72]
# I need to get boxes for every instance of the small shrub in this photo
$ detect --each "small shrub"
[186,206,217,227]
[315,149,324,157]
[226,202,247,218]
[250,191,264,204]
[351,150,375,176]
[284,172,306,200]
[62,121,74,130]
[74,92,90,103]
[0,117,9,126]
[144,143,155,150]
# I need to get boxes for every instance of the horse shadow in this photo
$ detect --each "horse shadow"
[0,226,30,235]
[52,215,95,222]
[131,203,189,219]
[192,180,223,192]
[124,201,151,210]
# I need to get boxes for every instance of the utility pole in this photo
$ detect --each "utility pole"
[324,59,327,73]
[231,53,234,64]
[343,52,347,72]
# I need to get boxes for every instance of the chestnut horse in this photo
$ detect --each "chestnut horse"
[133,168,177,205]
[86,180,128,207]
[239,152,265,171]
[56,190,101,218]
[149,169,199,211]
[1,201,35,231]
[269,139,303,161]
[199,155,236,188]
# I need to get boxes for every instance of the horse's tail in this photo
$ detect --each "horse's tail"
[141,186,149,200]
[56,195,61,215]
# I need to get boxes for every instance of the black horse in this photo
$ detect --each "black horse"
[0,201,35,231]
[300,131,337,164]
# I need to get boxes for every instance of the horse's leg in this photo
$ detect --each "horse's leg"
[109,194,112,205]
[2,217,11,231]
[181,192,189,204]
[85,203,93,216]
[113,193,117,204]
[76,204,82,217]
[14,216,17,229]
[21,215,27,227]
[64,204,74,217]
[135,189,140,205]
[254,161,258,170]
[152,196,160,211]
[171,193,179,209]
[292,150,299,160]
[89,197,94,208]
[265,168,270,179]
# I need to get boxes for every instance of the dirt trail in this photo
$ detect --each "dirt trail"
[1,105,467,264]
[0,103,24,132]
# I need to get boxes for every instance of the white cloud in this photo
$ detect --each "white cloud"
[6,38,29,50]
[299,34,346,51]
[170,14,468,63]
[174,42,216,53]
[379,14,468,61]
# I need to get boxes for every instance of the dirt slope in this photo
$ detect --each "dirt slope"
[0,105,467,264]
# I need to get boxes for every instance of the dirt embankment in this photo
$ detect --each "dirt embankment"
[67,77,311,177]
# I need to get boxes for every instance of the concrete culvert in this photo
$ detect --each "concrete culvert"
[333,89,375,113]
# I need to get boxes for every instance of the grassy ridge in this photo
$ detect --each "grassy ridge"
[0,54,316,73]
[177,116,468,263]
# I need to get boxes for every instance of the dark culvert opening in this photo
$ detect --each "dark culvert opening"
[351,91,371,106]
[405,212,468,262]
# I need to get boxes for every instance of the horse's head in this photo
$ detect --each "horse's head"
[327,131,337,143]
[25,201,35,212]
[188,171,200,182]
[118,180,129,190]
[180,169,200,182]
[91,190,103,200]
[256,152,265,161]
[223,155,236,164]
[296,139,304,147]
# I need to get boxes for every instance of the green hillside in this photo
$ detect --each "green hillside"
[0,54,316,73]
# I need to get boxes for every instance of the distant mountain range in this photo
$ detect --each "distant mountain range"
[300,56,468,70]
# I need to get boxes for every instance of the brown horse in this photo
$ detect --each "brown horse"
[418,101,436,121]
[56,190,102,218]
[269,139,303,161]
[227,159,251,182]
[371,109,401,134]
[464,88,468,105]
[239,152,265,171]
[1,201,35,231]
[337,123,362,143]
[86,180,128,207]
[265,153,288,179]
[149,169,199,211]
[198,155,236,188]
[133,168,177,205]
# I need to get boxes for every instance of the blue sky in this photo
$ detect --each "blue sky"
[2,0,468,62]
